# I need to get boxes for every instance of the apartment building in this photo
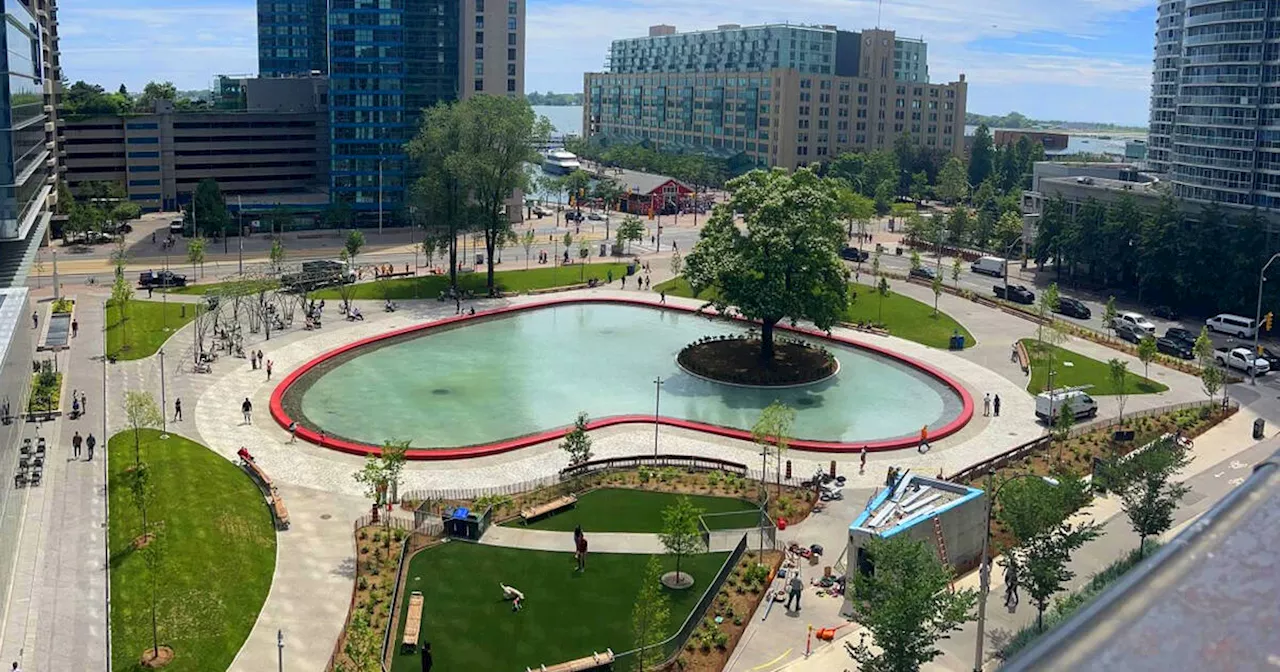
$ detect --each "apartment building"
[61,76,329,213]
[257,0,329,77]
[583,24,965,171]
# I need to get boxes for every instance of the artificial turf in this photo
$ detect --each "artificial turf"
[653,276,976,350]
[310,262,631,300]
[389,543,730,671]
[107,429,276,672]
[1021,339,1169,395]
[501,488,760,533]
[106,299,200,361]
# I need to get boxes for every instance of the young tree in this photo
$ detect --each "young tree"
[951,256,962,290]
[110,235,130,277]
[659,497,705,589]
[877,277,891,323]
[186,236,205,279]
[562,230,574,262]
[670,249,683,277]
[110,272,135,353]
[338,608,382,672]
[616,215,645,254]
[631,556,672,672]
[1108,358,1130,424]
[268,237,286,274]
[521,228,535,268]
[751,401,795,498]
[684,168,849,362]
[1013,518,1102,632]
[381,440,409,507]
[931,272,944,317]
[1102,295,1119,339]
[936,156,968,204]
[1193,326,1215,367]
[344,229,365,267]
[848,535,977,672]
[909,248,922,274]
[560,412,593,466]
[123,391,162,466]
[1114,438,1191,558]
[1137,335,1158,381]
[1037,283,1060,344]
[1201,362,1224,404]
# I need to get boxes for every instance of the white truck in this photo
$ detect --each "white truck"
[971,256,1007,277]
[1214,347,1270,375]
[1034,388,1098,422]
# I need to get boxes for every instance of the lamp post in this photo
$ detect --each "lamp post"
[276,629,284,672]
[158,348,168,439]
[1001,237,1022,304]
[1251,252,1280,385]
[378,158,385,238]
[973,470,1059,672]
[653,376,663,456]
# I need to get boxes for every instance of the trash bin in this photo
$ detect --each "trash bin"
[895,246,903,256]
[599,243,607,257]
[627,263,637,276]
[1254,417,1265,440]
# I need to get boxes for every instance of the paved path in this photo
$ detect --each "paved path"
[480,525,760,554]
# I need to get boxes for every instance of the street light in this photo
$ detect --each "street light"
[973,469,1059,671]
[653,376,664,456]
[1001,237,1022,305]
[378,158,385,238]
[158,348,168,439]
[277,629,284,672]
[1251,252,1280,385]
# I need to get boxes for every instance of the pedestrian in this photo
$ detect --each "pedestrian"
[12,661,21,672]
[859,446,867,475]
[660,290,666,304]
[621,275,627,289]
[919,425,930,453]
[257,350,264,368]
[242,397,253,424]
[983,393,991,417]
[31,311,37,329]
[420,642,433,672]
[85,433,96,461]
[1011,343,1019,363]
[993,394,1001,417]
[80,391,87,414]
[71,319,78,338]
[173,398,182,422]
[72,397,80,419]
[147,286,153,298]
[785,572,803,611]
[72,431,82,458]
[644,275,651,290]
[607,269,613,284]
[251,352,257,369]
[455,296,461,315]
[266,360,273,380]
[288,421,297,443]
[575,533,588,572]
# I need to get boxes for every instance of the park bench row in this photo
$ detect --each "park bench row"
[238,448,290,530]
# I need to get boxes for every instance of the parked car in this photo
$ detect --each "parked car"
[565,210,585,222]
[909,266,937,281]
[1114,322,1144,344]
[1156,336,1194,359]
[1113,311,1156,335]
[1151,305,1179,320]
[532,206,552,217]
[137,270,187,289]
[840,247,869,262]
[1165,327,1198,349]
[1035,389,1098,422]
[1054,296,1092,319]
[587,212,607,221]
[971,256,1007,277]
[1206,313,1258,338]
[994,284,1035,304]
[1215,347,1269,375]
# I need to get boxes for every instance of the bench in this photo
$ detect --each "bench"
[241,456,289,529]
[271,492,291,530]
[377,271,415,279]
[526,649,614,672]
[520,494,578,523]
[400,591,424,653]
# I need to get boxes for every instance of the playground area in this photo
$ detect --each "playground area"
[503,487,761,533]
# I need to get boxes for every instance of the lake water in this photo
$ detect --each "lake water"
[533,105,584,136]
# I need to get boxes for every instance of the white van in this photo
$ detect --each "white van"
[1206,313,1257,338]
[1034,389,1098,422]
[971,256,1007,277]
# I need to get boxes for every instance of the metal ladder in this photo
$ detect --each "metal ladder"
[932,515,954,592]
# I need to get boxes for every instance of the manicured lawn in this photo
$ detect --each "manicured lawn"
[654,277,975,350]
[312,263,631,301]
[389,542,729,672]
[165,278,279,295]
[107,429,276,672]
[106,299,200,361]
[502,488,759,533]
[1021,339,1168,395]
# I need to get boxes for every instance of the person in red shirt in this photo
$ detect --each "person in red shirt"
[575,534,588,572]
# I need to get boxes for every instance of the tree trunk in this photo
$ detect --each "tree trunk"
[760,319,778,364]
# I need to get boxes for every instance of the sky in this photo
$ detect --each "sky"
[56,0,1158,126]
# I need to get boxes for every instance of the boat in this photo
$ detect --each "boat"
[543,149,581,175]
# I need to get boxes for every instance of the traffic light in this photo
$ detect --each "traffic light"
[1266,312,1274,332]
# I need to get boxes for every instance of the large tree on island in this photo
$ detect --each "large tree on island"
[683,167,849,362]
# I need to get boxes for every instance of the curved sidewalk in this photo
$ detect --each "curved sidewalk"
[480,525,759,554]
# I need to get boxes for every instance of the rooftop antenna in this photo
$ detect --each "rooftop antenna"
[877,0,883,28]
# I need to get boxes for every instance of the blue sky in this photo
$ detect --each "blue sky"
[57,0,1158,126]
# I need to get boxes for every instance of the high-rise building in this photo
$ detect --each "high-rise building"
[583,24,965,171]
[258,0,329,77]
[1148,0,1280,210]
[0,0,61,288]
[324,0,525,216]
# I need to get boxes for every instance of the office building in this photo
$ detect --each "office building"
[0,0,61,288]
[61,75,329,214]
[325,0,525,218]
[583,24,966,171]
[257,0,329,77]
[1147,0,1280,210]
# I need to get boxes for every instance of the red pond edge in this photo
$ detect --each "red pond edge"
[269,296,975,460]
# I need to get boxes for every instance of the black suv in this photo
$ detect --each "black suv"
[1055,296,1092,319]
[994,284,1035,304]
[840,247,869,262]
[1165,327,1197,348]
[565,210,585,222]
[137,270,187,288]
[1157,335,1194,359]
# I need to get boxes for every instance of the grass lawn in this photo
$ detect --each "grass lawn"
[107,429,276,672]
[164,278,279,295]
[653,277,975,350]
[502,488,759,533]
[311,262,631,301]
[106,299,200,361]
[389,543,729,672]
[1021,339,1168,395]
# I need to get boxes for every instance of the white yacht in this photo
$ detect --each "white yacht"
[542,149,581,175]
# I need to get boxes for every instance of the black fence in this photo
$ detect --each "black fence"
[561,453,749,479]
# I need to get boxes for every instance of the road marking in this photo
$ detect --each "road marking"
[1230,460,1248,470]
[1213,471,1225,478]
[1229,477,1245,486]
[751,649,793,671]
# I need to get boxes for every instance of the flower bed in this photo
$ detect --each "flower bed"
[677,334,837,387]
[674,550,783,672]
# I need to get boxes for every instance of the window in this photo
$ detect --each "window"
[508,17,517,30]
[475,79,485,91]
[475,15,484,29]
[508,79,517,92]
[476,46,483,59]
[129,179,160,187]
[127,137,159,144]
[476,0,484,9]
[508,48,516,60]
[127,151,159,158]
[129,165,160,172]
[126,122,158,130]
[508,0,517,13]
[476,31,484,43]
[475,61,484,75]
[507,63,516,76]
[508,32,517,45]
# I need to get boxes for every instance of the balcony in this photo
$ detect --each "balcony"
[1185,7,1269,27]
[1173,133,1257,148]
[1179,93,1258,106]
[1181,73,1261,84]
[1183,30,1267,46]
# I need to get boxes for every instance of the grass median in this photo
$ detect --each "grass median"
[502,488,759,533]
[312,262,631,301]
[1021,339,1168,395]
[106,299,200,361]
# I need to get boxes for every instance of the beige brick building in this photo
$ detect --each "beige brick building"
[583,25,967,171]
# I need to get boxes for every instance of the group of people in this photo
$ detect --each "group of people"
[69,431,97,460]
[982,393,1003,417]
[248,349,273,379]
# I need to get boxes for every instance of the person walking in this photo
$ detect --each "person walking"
[859,446,867,475]
[71,319,78,338]
[173,398,182,422]
[266,360,273,380]
[993,394,1001,417]
[420,643,433,672]
[72,432,82,459]
[575,533,588,572]
[85,433,96,461]
[918,425,930,453]
[31,311,37,330]
[785,572,803,611]
[288,421,298,443]
[983,393,991,417]
[1011,343,1019,363]
[241,398,253,424]
[256,350,264,369]
[80,391,87,414]
[660,290,666,304]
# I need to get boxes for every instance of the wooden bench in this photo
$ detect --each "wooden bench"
[270,491,290,530]
[527,649,614,672]
[401,591,424,653]
[520,494,578,523]
[241,456,289,530]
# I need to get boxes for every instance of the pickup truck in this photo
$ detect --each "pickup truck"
[137,270,187,288]
[1214,347,1270,375]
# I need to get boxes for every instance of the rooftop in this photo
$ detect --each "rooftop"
[851,473,983,537]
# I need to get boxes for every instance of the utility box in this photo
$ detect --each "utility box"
[1254,418,1265,440]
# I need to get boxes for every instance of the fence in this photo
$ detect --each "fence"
[380,527,448,669]
[948,399,1237,484]
[615,534,750,667]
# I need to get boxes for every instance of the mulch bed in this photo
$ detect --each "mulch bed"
[678,338,836,386]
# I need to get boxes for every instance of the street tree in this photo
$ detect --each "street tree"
[936,156,968,204]
[683,168,848,362]
[1193,326,1215,366]
[1137,335,1158,381]
[324,199,354,230]
[563,231,574,262]
[186,236,205,279]
[848,535,977,672]
[616,215,645,254]
[110,235,130,278]
[1037,283,1060,344]
[1011,518,1101,632]
[564,169,592,214]
[344,229,365,266]
[631,556,672,672]
[1201,362,1224,404]
[1103,295,1118,339]
[670,249,683,277]
[968,124,995,187]
[1114,438,1191,558]
[931,272,943,317]
[751,401,795,498]
[659,496,706,588]
[408,101,472,288]
[269,237,286,274]
[189,178,229,239]
[560,412,593,465]
[951,256,962,290]
[1108,358,1130,424]
[111,273,135,354]
[909,248,922,274]
[946,206,971,247]
[909,171,930,203]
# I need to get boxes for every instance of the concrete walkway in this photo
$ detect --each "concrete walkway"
[480,525,761,554]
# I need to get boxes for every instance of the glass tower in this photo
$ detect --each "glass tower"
[258,0,329,77]
[0,0,50,240]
